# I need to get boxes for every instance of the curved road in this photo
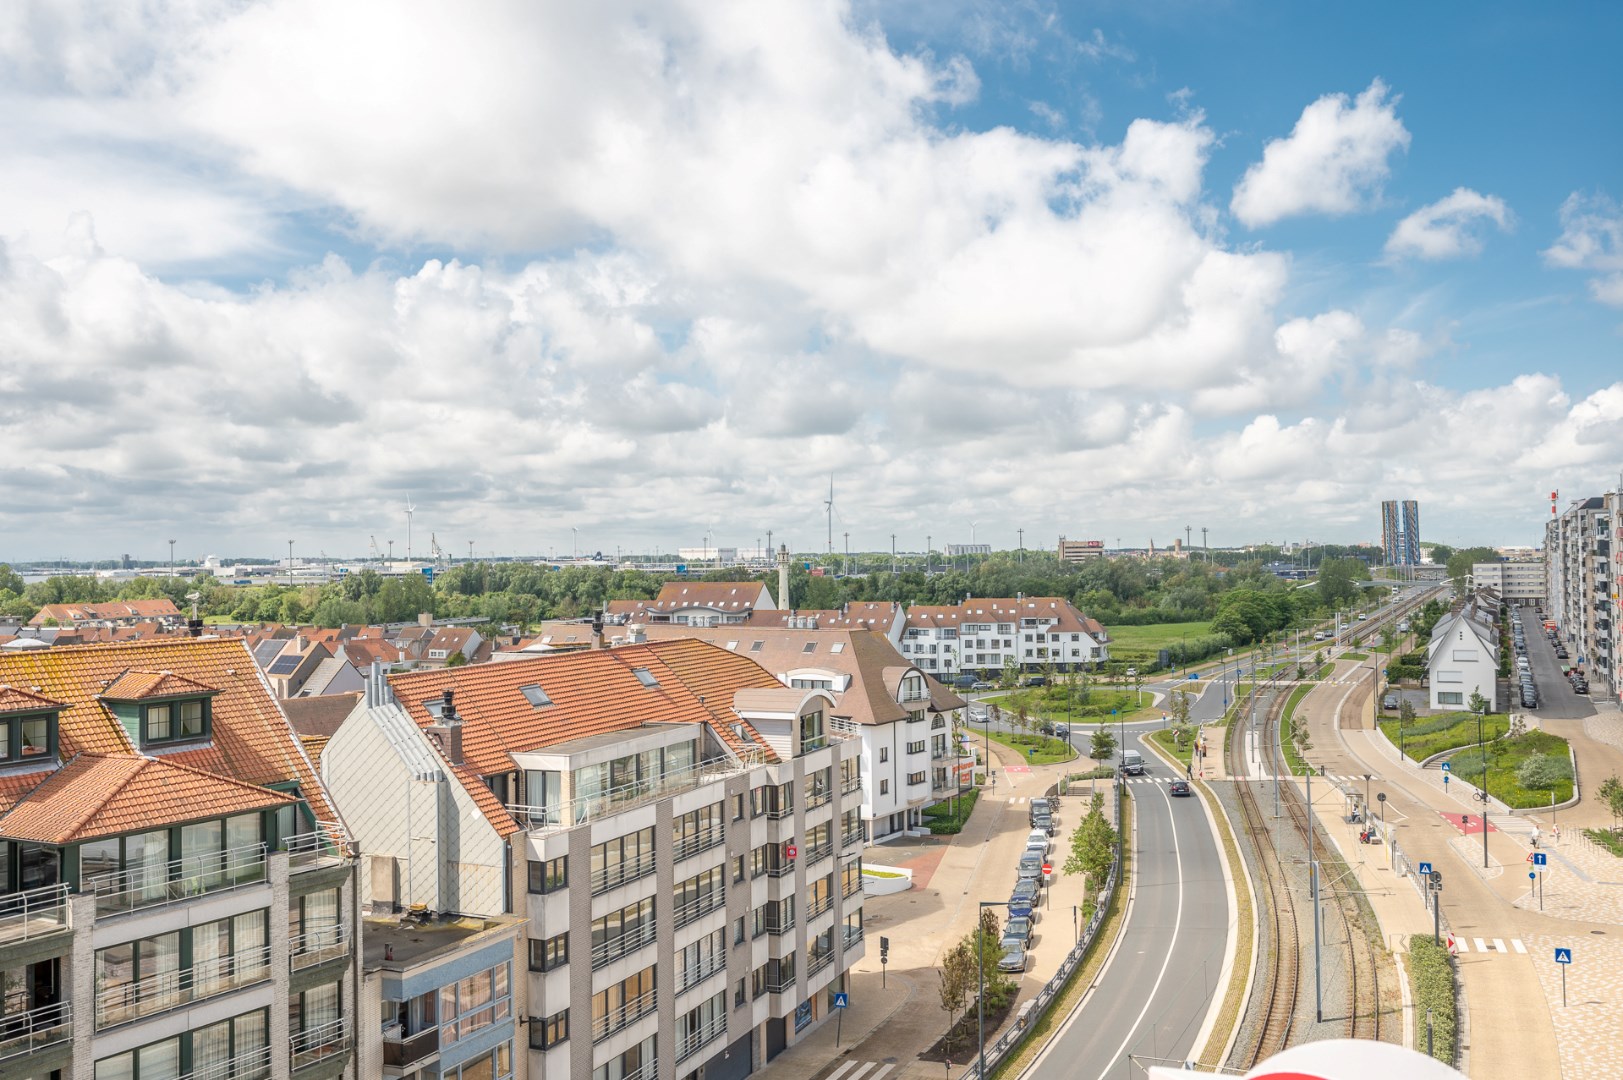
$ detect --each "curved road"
[1031,750,1230,1078]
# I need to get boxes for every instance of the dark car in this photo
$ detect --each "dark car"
[1521,689,1538,708]
[1025,676,1047,688]
[1169,779,1192,797]
[1008,880,1039,918]
[1382,692,1399,710]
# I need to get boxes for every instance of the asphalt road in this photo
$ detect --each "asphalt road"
[1029,751,1229,1079]
[1520,609,1595,720]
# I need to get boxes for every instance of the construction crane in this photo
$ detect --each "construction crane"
[431,533,446,566]
[369,535,383,563]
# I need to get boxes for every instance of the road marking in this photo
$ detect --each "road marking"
[866,1066,895,1080]
[826,1064,859,1080]
[1512,939,1527,953]
[1492,938,1507,952]
[1091,781,1185,1080]
[1474,938,1488,952]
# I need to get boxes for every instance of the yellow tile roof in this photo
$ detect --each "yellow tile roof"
[0,754,296,844]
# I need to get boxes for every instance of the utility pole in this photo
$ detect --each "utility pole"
[1017,527,1024,561]
[891,533,897,575]
[926,535,931,575]
[1202,526,1209,561]
[468,541,474,563]
[168,539,176,577]
[844,531,850,577]
[767,529,773,560]
[287,540,295,586]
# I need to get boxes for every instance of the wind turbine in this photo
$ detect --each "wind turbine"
[406,498,416,566]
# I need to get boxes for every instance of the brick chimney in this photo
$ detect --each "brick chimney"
[425,688,463,765]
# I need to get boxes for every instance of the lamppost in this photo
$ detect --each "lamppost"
[168,539,176,577]
[287,540,294,585]
[1363,774,1372,820]
[1475,702,1490,868]
[975,900,1008,1080]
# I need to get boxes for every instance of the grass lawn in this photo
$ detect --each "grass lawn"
[1280,684,1312,774]
[1379,713,1510,762]
[922,788,981,834]
[997,685,1154,725]
[1585,829,1623,858]
[1341,651,1368,661]
[1445,730,1573,808]
[1103,620,1213,652]
[1149,726,1200,769]
[984,728,1076,765]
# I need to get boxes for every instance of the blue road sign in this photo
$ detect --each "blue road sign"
[1555,947,1572,965]
[1443,774,1450,785]
[1188,673,1200,680]
[833,992,849,1009]
[1441,761,1451,771]
[1534,852,1548,867]
[676,564,687,574]
[1418,861,1433,875]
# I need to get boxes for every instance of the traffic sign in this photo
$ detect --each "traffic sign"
[1418,861,1433,875]
[1555,947,1572,965]
[1534,852,1548,867]
[421,566,435,583]
[1188,673,1200,680]
[1041,863,1053,877]
[1440,761,1451,771]
[833,992,849,1009]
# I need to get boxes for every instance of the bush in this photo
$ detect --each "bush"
[1516,754,1573,791]
[1408,934,1457,1064]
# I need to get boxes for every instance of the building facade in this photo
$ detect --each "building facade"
[1545,494,1617,701]
[1425,599,1501,713]
[1056,538,1105,563]
[1380,499,1421,567]
[900,597,1110,676]
[1470,561,1546,604]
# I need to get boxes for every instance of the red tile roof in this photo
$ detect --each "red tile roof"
[0,687,69,715]
[29,599,182,626]
[100,670,219,701]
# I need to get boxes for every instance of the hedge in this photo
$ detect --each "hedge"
[1409,934,1457,1065]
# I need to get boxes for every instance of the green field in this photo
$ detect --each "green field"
[983,729,1076,765]
[1104,621,1213,656]
[1380,713,1510,762]
[996,685,1154,725]
[1444,731,1573,808]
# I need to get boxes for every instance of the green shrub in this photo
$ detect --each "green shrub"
[1408,935,1457,1064]
[1516,754,1573,791]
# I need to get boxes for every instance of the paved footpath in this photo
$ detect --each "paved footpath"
[758,738,1114,1080]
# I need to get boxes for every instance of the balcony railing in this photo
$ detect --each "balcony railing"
[0,1000,71,1062]
[593,987,658,1043]
[764,972,797,994]
[677,1017,728,1061]
[381,1026,438,1069]
[808,950,834,978]
[292,1017,352,1070]
[843,875,862,899]
[843,926,864,949]
[801,734,829,753]
[804,842,832,865]
[807,894,834,920]
[672,823,725,862]
[592,921,658,969]
[841,777,862,795]
[766,860,794,879]
[805,788,832,810]
[592,851,657,895]
[509,752,767,834]
[286,821,353,873]
[674,891,725,930]
[87,843,268,917]
[621,1063,658,1080]
[765,803,794,821]
[96,943,274,1029]
[677,952,728,994]
[829,717,862,739]
[183,1044,273,1080]
[290,924,350,970]
[765,913,795,936]
[841,828,863,850]
[0,884,70,945]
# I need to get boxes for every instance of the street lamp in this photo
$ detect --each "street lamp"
[1363,774,1371,820]
[975,900,1009,1080]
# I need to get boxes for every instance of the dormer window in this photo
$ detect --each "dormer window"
[0,712,58,767]
[100,671,219,750]
[144,697,211,746]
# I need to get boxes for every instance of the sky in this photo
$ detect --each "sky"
[2,1,1621,563]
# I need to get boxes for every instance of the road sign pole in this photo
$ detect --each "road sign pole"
[1433,886,1440,945]
[837,1006,843,1046]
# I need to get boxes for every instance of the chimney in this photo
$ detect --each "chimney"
[425,689,463,765]
[366,660,387,707]
[777,544,791,611]
[418,612,433,627]
[592,611,605,650]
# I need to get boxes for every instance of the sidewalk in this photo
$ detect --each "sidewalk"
[756,738,1113,1080]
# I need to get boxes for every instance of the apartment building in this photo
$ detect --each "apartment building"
[1380,499,1421,567]
[604,584,778,628]
[27,601,184,630]
[1426,598,1501,712]
[0,638,360,1080]
[321,639,865,1080]
[1056,538,1105,563]
[899,597,1109,676]
[1470,560,1546,604]
[1546,494,1618,701]
[636,625,967,839]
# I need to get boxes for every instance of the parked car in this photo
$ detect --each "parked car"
[1382,692,1399,710]
[1169,779,1192,797]
[1003,915,1033,945]
[1028,798,1051,824]
[971,680,994,691]
[1008,880,1039,918]
[1052,723,1071,739]
[1025,676,1047,688]
[1017,853,1046,886]
[1033,814,1057,837]
[1025,829,1051,854]
[1521,688,1538,708]
[997,942,1028,973]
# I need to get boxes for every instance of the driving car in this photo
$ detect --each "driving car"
[971,680,994,691]
[997,942,1028,973]
[1169,779,1192,797]
[1381,692,1399,710]
[1120,749,1147,776]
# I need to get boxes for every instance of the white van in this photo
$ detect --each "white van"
[1120,749,1147,776]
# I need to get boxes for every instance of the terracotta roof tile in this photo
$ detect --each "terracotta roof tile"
[0,753,296,844]
[100,670,220,701]
[451,765,521,838]
[0,687,69,715]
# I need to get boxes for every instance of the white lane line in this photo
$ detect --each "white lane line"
[1092,782,1186,1080]
[1512,939,1527,953]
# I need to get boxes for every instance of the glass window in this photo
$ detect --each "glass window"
[178,700,206,738]
[181,820,225,889]
[146,704,172,741]
[528,856,567,893]
[18,718,50,758]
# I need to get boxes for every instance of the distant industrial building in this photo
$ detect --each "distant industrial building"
[1057,537,1106,563]
[943,544,990,556]
[1380,500,1421,567]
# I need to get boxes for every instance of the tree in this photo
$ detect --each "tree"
[938,940,975,1055]
[1089,729,1117,771]
[1171,719,1193,749]
[1169,689,1191,726]
[1516,754,1571,792]
[1062,793,1118,893]
[1600,775,1623,834]
[1000,658,1021,690]
[1468,691,1489,720]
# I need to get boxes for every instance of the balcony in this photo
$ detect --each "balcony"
[286,822,353,874]
[765,913,795,936]
[184,1045,273,1080]
[673,823,725,862]
[806,895,833,920]
[87,843,267,917]
[764,972,797,994]
[677,952,728,994]
[842,876,862,900]
[677,1016,728,1061]
[382,1026,438,1070]
[766,860,794,879]
[593,921,658,969]
[805,788,832,810]
[801,734,830,753]
[292,1017,352,1071]
[290,924,351,970]
[843,926,864,949]
[593,987,658,1042]
[808,950,834,978]
[96,943,273,1029]
[592,851,657,895]
[765,803,795,821]
[804,842,832,866]
[0,884,70,947]
[623,1063,658,1080]
[674,891,725,930]
[0,1001,71,1063]
[509,752,767,834]
[840,777,862,796]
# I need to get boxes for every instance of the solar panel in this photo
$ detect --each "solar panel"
[632,668,659,688]
[267,657,302,675]
[520,684,553,707]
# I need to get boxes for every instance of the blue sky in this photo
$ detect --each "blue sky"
[1,1,1620,562]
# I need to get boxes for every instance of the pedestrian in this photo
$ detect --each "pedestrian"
[1186,761,1192,780]
[1531,827,1541,850]
[1554,823,1562,846]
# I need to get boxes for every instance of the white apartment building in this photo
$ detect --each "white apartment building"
[1546,494,1618,701]
[899,597,1110,676]
[324,640,865,1080]
[1471,560,1546,604]
[1426,600,1501,712]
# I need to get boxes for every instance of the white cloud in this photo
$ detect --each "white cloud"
[1384,187,1512,260]
[1544,192,1623,307]
[1231,79,1410,228]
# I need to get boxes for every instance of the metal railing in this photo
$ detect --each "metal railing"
[0,884,70,944]
[841,777,862,795]
[96,943,273,1028]
[766,860,794,878]
[765,803,794,821]
[674,891,725,930]
[843,926,864,949]
[804,841,832,865]
[806,895,833,920]
[0,1000,71,1062]
[592,987,657,1043]
[765,913,795,935]
[764,972,796,994]
[677,952,728,994]
[183,1044,273,1080]
[801,734,830,753]
[672,823,725,862]
[592,921,658,969]
[841,829,863,850]
[285,821,352,872]
[381,1026,438,1068]
[805,788,832,809]
[621,1062,658,1080]
[291,1017,351,1070]
[87,844,268,917]
[842,876,862,899]
[677,1016,728,1061]
[290,924,350,970]
[591,851,657,895]
[509,754,765,833]
[808,950,834,977]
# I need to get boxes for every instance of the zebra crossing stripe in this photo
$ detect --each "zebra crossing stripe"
[1474,938,1488,953]
[1512,939,1527,953]
[827,1063,860,1080]
[1492,938,1507,953]
[1455,937,1469,953]
[869,1066,896,1080]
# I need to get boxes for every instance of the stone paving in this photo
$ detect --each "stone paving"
[1525,931,1623,1080]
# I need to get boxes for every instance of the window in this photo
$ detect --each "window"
[879,747,889,763]
[95,912,270,1029]
[750,641,764,652]
[446,1042,514,1080]
[532,1010,568,1050]
[143,698,211,746]
[439,962,512,1046]
[288,888,341,961]
[594,1036,655,1080]
[1438,691,1464,705]
[750,785,768,817]
[800,708,826,751]
[672,802,724,854]
[734,916,746,945]
[632,667,660,688]
[906,740,925,754]
[530,933,569,972]
[592,897,657,967]
[290,980,341,1047]
[0,711,57,767]
[94,1007,267,1080]
[735,978,747,1007]
[732,793,745,820]
[528,855,567,894]
[591,828,655,894]
[520,684,553,707]
[802,642,817,653]
[880,780,889,795]
[732,855,746,883]
[592,966,657,1042]
[907,771,926,786]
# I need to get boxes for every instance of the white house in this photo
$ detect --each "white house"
[1426,600,1500,712]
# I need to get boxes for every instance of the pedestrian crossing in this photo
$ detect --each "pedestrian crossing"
[826,1062,897,1080]
[1449,936,1527,955]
